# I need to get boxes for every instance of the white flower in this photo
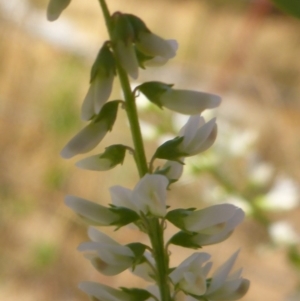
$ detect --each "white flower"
[160,89,221,115]
[204,250,250,301]
[136,33,177,59]
[79,282,132,301]
[47,0,71,21]
[184,204,245,246]
[179,115,218,156]
[64,195,119,226]
[110,174,168,217]
[169,253,212,295]
[269,221,300,246]
[161,160,184,182]
[60,120,109,159]
[78,227,136,275]
[81,74,114,121]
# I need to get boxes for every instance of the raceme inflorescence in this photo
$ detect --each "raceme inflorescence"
[46,1,250,301]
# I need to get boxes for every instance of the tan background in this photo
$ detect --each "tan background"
[0,0,300,300]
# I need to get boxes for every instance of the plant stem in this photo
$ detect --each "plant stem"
[98,0,148,177]
[148,218,171,301]
[98,3,171,301]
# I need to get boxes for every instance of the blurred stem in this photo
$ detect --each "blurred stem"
[98,0,148,177]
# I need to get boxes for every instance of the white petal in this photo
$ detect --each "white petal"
[109,186,136,211]
[162,160,184,181]
[60,121,107,159]
[184,204,238,233]
[87,227,119,245]
[115,41,139,79]
[79,282,130,301]
[81,75,114,121]
[132,174,168,217]
[160,89,221,115]
[184,118,217,154]
[179,115,204,146]
[207,250,240,294]
[65,195,118,225]
[137,33,177,59]
[131,252,155,282]
[76,155,112,171]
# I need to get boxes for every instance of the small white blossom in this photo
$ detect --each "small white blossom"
[65,195,118,226]
[47,0,71,21]
[204,250,250,301]
[110,174,168,217]
[160,89,221,115]
[184,204,245,246]
[179,115,218,156]
[78,227,136,275]
[169,252,212,295]
[79,282,132,301]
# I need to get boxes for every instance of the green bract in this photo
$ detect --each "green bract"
[47,0,71,21]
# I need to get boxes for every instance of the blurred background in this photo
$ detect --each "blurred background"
[0,0,300,300]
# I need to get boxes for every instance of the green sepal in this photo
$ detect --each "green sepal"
[99,144,127,167]
[135,47,154,69]
[271,0,300,19]
[90,42,116,83]
[168,231,201,249]
[165,208,196,230]
[120,288,152,301]
[125,14,151,39]
[137,81,173,108]
[153,136,187,162]
[94,101,119,129]
[111,12,134,45]
[109,205,140,229]
[126,243,147,267]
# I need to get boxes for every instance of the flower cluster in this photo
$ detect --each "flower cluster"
[47,1,249,301]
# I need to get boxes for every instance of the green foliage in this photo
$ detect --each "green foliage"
[271,0,300,18]
[31,241,57,270]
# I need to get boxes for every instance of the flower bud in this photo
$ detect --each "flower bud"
[112,13,139,79]
[125,14,177,60]
[47,0,71,21]
[65,196,119,226]
[78,228,136,275]
[167,204,245,246]
[81,43,116,121]
[179,115,218,156]
[137,82,221,115]
[60,101,119,159]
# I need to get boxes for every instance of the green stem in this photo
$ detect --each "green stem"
[148,218,171,301]
[98,0,148,177]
